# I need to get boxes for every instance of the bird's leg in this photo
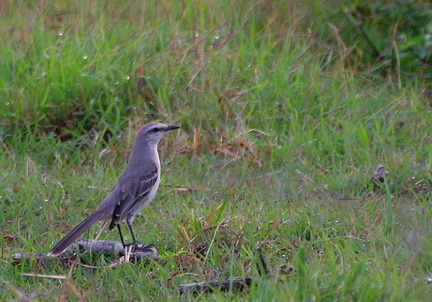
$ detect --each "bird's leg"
[117,222,138,249]
[127,221,138,244]
[117,224,127,247]
[126,221,155,252]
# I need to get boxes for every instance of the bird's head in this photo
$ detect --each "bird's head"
[137,123,180,146]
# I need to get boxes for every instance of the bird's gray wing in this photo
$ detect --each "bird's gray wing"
[109,163,159,229]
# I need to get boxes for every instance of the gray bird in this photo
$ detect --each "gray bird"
[48,123,180,256]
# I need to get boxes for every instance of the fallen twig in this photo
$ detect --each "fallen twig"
[178,278,256,294]
[13,239,163,265]
[178,247,271,294]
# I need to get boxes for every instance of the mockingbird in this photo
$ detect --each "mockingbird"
[48,122,180,256]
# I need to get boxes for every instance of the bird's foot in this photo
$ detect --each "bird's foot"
[122,242,156,252]
[134,243,156,253]
[122,241,139,253]
[121,243,157,261]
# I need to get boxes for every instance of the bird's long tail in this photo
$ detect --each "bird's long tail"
[48,211,105,256]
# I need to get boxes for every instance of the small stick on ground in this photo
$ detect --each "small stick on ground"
[13,239,163,265]
[178,278,256,294]
[256,247,271,277]
[178,247,271,294]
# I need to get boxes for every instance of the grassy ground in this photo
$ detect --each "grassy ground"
[1,0,431,301]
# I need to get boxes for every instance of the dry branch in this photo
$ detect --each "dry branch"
[178,278,257,294]
[178,247,271,294]
[13,239,162,265]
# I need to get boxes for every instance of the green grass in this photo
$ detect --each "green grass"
[1,0,432,301]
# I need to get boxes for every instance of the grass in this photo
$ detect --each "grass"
[1,0,431,301]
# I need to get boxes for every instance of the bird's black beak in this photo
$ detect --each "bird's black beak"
[164,125,180,131]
